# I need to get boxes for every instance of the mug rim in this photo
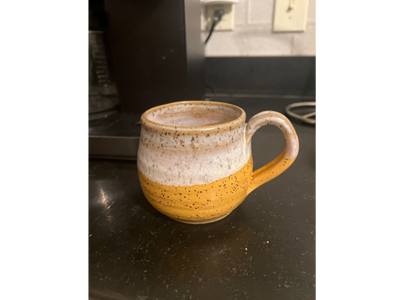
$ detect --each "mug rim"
[141,101,246,133]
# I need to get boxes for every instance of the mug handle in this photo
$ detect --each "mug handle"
[245,111,299,194]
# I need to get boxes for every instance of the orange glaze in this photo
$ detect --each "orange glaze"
[139,156,254,222]
[248,150,296,193]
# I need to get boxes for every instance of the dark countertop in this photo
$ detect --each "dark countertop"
[89,97,315,300]
[89,112,142,137]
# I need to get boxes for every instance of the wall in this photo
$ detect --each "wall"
[203,0,316,57]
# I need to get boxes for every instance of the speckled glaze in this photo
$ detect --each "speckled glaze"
[137,101,299,224]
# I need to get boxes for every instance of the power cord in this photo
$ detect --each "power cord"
[204,9,224,44]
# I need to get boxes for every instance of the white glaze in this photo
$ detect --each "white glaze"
[245,111,299,159]
[137,102,250,186]
[147,103,241,127]
[138,104,299,187]
[137,125,251,186]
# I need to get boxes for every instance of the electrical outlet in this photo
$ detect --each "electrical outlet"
[202,3,235,31]
[273,0,309,32]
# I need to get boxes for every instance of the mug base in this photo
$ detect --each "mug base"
[170,212,231,225]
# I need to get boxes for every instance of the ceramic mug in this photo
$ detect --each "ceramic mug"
[137,101,299,224]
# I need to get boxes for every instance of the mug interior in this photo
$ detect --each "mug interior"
[145,102,243,128]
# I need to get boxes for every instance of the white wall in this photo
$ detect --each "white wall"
[203,0,316,56]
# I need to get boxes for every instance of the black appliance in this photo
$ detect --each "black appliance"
[89,0,205,160]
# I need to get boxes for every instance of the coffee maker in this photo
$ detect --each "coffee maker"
[89,0,205,160]
[89,0,119,118]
